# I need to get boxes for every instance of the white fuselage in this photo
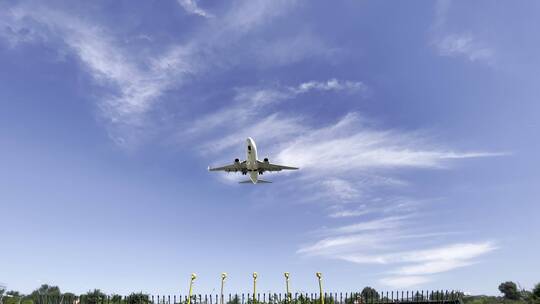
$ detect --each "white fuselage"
[246,137,259,183]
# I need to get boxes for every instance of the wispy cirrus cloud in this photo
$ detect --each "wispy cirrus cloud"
[321,178,361,202]
[430,0,495,65]
[192,73,502,286]
[186,79,367,139]
[279,112,500,287]
[197,78,503,202]
[323,216,408,236]
[328,208,372,218]
[276,112,501,172]
[177,0,213,18]
[379,276,432,289]
[298,215,497,288]
[0,0,306,146]
[435,33,494,64]
[1,5,199,145]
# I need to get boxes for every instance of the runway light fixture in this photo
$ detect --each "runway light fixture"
[316,272,324,304]
[253,272,258,303]
[221,273,228,304]
[187,273,197,304]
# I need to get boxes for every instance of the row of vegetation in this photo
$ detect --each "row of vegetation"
[1,282,539,304]
[462,282,540,304]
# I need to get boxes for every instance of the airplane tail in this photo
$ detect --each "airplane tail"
[239,180,272,184]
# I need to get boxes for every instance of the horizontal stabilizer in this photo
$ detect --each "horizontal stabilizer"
[238,180,272,184]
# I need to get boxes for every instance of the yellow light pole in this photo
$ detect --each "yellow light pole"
[252,272,258,304]
[316,272,324,304]
[187,273,197,304]
[284,272,291,303]
[221,273,227,304]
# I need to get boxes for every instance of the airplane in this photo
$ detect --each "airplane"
[208,137,299,184]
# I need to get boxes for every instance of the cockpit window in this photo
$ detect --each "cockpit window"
[248,146,252,151]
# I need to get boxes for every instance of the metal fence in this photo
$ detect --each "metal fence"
[31,291,462,304]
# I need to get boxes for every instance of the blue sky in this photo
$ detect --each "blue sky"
[1,0,539,296]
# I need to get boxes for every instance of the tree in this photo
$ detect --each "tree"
[529,283,540,304]
[126,293,149,304]
[30,284,61,304]
[62,292,77,304]
[226,295,240,304]
[82,289,106,304]
[360,287,379,301]
[31,284,61,298]
[498,281,520,300]
[413,292,424,301]
[534,283,540,299]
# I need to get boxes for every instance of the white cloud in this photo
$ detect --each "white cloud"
[177,0,213,18]
[325,216,406,236]
[433,0,452,29]
[200,113,306,155]
[276,113,499,173]
[392,242,497,265]
[321,178,360,201]
[380,276,432,289]
[393,259,472,276]
[333,241,497,267]
[0,1,305,146]
[1,6,199,146]
[191,73,501,287]
[221,0,297,34]
[299,229,497,288]
[185,79,366,139]
[297,233,386,258]
[431,1,495,65]
[435,33,494,64]
[293,79,366,94]
[328,208,372,218]
[253,33,340,67]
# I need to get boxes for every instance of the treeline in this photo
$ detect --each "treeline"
[0,286,150,304]
[1,281,539,304]
[0,286,389,304]
[463,281,540,304]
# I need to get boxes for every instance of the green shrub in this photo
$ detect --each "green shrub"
[533,283,540,299]
[499,282,521,300]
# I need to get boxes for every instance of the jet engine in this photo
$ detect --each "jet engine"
[264,158,269,163]
[234,158,240,163]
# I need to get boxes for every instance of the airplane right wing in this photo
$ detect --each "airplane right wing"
[257,160,299,172]
[208,160,247,172]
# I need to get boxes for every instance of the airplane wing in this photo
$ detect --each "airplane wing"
[257,160,299,172]
[208,161,247,172]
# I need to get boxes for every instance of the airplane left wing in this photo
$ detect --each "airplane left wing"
[208,161,246,172]
[257,160,299,172]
